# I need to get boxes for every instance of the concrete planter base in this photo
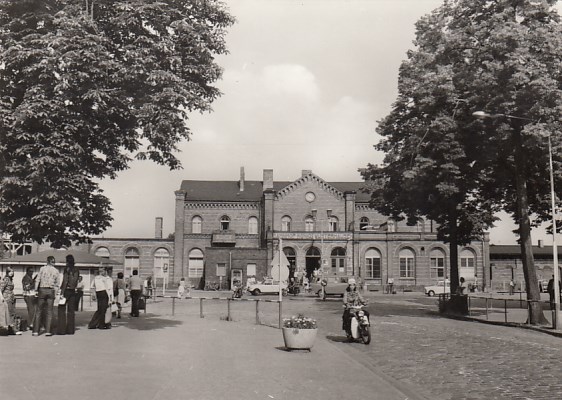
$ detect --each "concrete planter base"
[282,327,317,350]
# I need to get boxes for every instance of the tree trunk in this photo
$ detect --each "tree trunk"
[513,128,547,325]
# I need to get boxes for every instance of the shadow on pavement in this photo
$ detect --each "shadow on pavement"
[326,334,350,343]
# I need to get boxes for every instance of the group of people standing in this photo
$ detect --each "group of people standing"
[0,255,146,336]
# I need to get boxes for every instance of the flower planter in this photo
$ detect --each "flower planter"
[282,327,317,350]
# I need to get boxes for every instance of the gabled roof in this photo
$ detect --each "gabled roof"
[0,249,121,266]
[179,179,370,202]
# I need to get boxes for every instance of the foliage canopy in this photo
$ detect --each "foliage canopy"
[0,0,234,247]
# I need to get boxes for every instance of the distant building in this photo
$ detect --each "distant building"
[489,243,562,292]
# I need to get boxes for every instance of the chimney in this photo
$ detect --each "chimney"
[155,217,163,239]
[538,240,544,248]
[239,166,245,192]
[263,169,273,191]
[302,170,312,177]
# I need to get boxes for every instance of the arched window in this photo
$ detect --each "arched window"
[331,247,346,274]
[460,249,475,269]
[365,248,381,279]
[154,248,170,276]
[248,217,258,234]
[306,247,320,257]
[188,249,204,278]
[459,249,476,282]
[220,216,230,231]
[281,216,292,232]
[305,216,315,232]
[399,248,415,278]
[124,247,140,276]
[192,216,202,234]
[95,247,110,259]
[328,216,338,232]
[283,247,296,271]
[359,217,369,230]
[430,248,446,278]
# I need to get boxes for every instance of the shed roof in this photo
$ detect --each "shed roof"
[0,249,121,267]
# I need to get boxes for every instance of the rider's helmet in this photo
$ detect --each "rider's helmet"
[348,278,356,285]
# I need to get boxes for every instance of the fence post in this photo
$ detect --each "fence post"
[468,296,471,316]
[278,301,282,329]
[519,291,523,308]
[255,300,260,325]
[172,296,175,316]
[527,301,531,325]
[200,298,204,318]
[227,298,231,321]
[504,299,507,323]
[485,297,489,320]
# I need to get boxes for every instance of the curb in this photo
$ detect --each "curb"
[443,313,562,338]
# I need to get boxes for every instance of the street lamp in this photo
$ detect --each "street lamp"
[473,111,560,329]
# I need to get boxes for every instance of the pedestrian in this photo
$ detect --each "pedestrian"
[509,278,515,295]
[1,268,22,335]
[57,255,80,335]
[75,276,85,312]
[129,269,143,317]
[387,276,394,294]
[144,276,153,299]
[458,277,467,295]
[22,267,37,330]
[33,256,61,337]
[547,275,561,310]
[177,277,187,299]
[88,267,114,329]
[113,272,126,319]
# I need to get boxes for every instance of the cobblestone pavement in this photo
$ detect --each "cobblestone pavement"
[276,294,562,400]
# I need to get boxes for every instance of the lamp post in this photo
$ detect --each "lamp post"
[473,111,560,329]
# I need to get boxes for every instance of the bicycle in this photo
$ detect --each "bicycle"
[204,281,219,291]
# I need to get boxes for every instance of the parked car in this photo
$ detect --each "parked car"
[248,278,288,296]
[310,276,352,299]
[424,280,450,297]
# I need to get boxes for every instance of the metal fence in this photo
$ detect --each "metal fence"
[440,293,557,329]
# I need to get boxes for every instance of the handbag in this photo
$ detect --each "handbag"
[111,303,119,314]
[58,297,67,306]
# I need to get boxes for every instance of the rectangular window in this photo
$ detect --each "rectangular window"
[430,257,444,278]
[188,259,204,278]
[247,264,256,276]
[399,257,414,278]
[216,263,226,277]
[460,257,474,268]
[366,258,381,279]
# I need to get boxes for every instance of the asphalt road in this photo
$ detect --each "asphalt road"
[275,292,562,400]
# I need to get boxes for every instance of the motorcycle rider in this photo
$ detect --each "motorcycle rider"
[342,278,369,339]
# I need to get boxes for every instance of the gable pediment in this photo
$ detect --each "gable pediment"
[276,172,344,200]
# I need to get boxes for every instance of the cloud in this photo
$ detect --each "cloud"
[261,64,320,102]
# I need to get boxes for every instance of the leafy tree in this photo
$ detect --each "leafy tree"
[366,0,562,324]
[0,0,234,248]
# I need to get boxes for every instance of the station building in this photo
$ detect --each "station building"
[172,169,490,291]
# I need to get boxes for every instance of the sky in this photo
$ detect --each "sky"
[98,0,559,246]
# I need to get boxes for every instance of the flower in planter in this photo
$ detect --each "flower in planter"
[283,313,317,329]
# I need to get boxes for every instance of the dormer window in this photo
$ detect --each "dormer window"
[220,216,230,231]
